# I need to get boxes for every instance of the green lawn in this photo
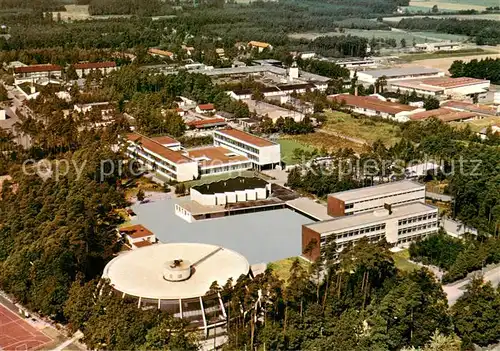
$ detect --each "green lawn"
[278,139,316,165]
[268,257,311,284]
[393,249,420,272]
[322,110,402,147]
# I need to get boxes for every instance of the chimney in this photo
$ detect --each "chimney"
[384,203,392,215]
[354,86,358,96]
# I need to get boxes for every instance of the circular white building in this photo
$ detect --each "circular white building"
[102,243,250,334]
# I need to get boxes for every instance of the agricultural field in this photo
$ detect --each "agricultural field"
[398,48,495,62]
[285,132,367,155]
[400,52,500,72]
[50,5,91,21]
[289,29,468,44]
[321,110,402,147]
[384,13,500,23]
[409,0,490,11]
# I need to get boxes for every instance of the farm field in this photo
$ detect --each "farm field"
[400,52,500,72]
[409,0,490,11]
[321,110,402,147]
[399,48,495,62]
[384,13,500,23]
[285,132,367,155]
[289,29,468,43]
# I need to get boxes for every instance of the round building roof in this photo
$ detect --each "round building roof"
[102,243,250,300]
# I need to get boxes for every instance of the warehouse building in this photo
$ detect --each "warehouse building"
[328,94,423,122]
[327,180,425,217]
[213,129,281,169]
[389,77,490,99]
[409,108,480,123]
[302,202,439,261]
[356,66,445,85]
[13,64,63,83]
[102,243,250,336]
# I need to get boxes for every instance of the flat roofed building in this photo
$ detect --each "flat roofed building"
[248,41,273,52]
[189,176,270,207]
[186,118,227,130]
[213,129,281,169]
[102,243,250,335]
[149,135,181,150]
[390,77,490,98]
[303,202,439,261]
[356,66,445,85]
[187,146,252,176]
[125,133,199,182]
[328,94,422,122]
[327,180,425,216]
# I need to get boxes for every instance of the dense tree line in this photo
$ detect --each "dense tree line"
[297,58,350,79]
[396,18,500,45]
[449,58,500,84]
[306,35,369,57]
[410,232,500,283]
[88,0,174,16]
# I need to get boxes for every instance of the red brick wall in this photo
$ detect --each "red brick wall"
[302,225,321,261]
[327,196,345,216]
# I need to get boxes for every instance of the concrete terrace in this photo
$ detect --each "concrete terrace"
[130,198,312,264]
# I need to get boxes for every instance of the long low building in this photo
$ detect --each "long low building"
[302,202,439,261]
[356,66,445,85]
[389,77,490,99]
[328,94,423,122]
[327,180,426,216]
[73,61,117,78]
[441,100,499,117]
[409,108,480,123]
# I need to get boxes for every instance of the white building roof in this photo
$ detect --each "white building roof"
[360,66,443,79]
[286,197,332,221]
[304,202,437,234]
[329,180,424,202]
[103,243,249,300]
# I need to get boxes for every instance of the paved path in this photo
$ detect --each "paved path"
[443,263,500,306]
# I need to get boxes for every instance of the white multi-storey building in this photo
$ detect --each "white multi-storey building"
[213,129,281,169]
[302,202,439,261]
[327,180,426,216]
[125,133,199,182]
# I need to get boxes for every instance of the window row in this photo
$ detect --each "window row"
[344,188,424,207]
[326,223,386,240]
[398,222,437,236]
[398,213,437,226]
[215,134,260,155]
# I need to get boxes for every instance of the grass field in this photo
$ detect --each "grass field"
[450,115,500,132]
[409,0,496,11]
[322,110,402,147]
[400,52,500,72]
[384,13,500,23]
[289,29,468,43]
[393,249,420,272]
[268,257,311,284]
[399,48,496,62]
[278,139,316,164]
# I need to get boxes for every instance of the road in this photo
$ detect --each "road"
[443,263,500,306]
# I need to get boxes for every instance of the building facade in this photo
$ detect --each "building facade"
[327,180,425,216]
[303,202,439,261]
[213,129,281,169]
[356,67,445,85]
[74,61,117,78]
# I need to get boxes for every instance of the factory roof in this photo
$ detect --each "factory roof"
[329,180,424,202]
[248,41,272,48]
[409,108,478,122]
[186,118,227,128]
[360,66,443,79]
[192,176,267,194]
[304,202,437,234]
[391,77,488,90]
[441,100,498,116]
[215,128,276,147]
[102,243,249,300]
[328,94,416,115]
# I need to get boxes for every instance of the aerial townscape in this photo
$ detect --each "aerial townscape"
[0,0,499,350]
